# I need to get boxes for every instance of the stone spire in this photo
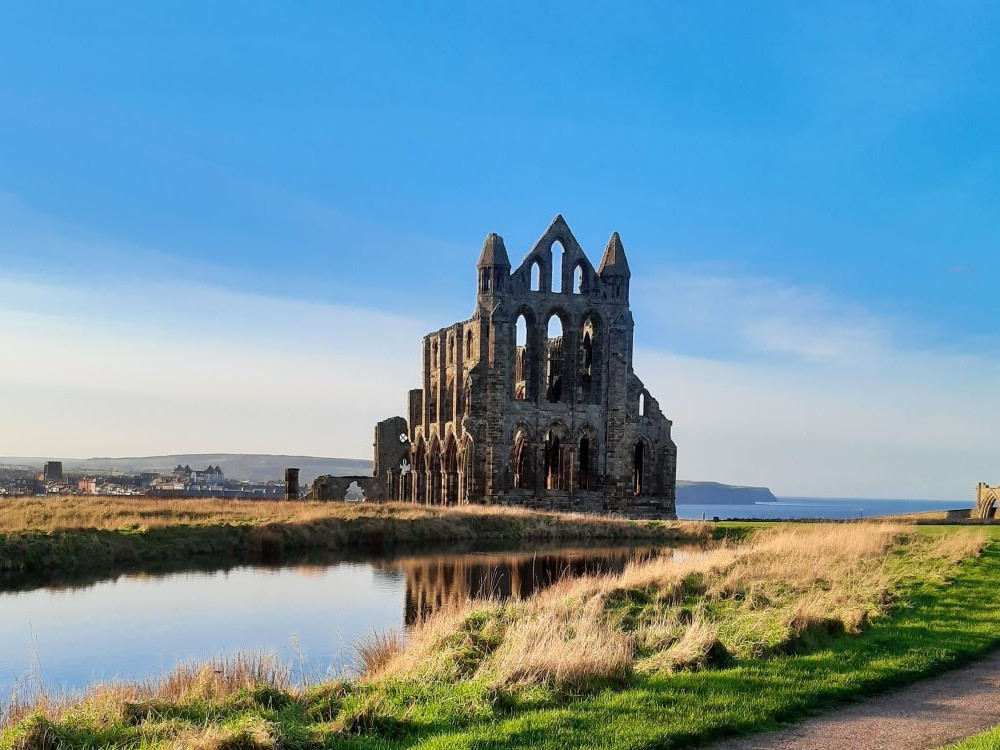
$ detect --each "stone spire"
[598,232,631,278]
[477,233,511,269]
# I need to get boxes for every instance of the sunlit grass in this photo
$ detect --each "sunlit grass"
[3,524,996,749]
[0,496,709,578]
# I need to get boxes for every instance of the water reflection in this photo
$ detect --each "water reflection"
[377,547,665,624]
[0,543,692,696]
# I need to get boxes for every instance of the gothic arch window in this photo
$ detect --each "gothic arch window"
[545,314,564,403]
[465,329,474,358]
[448,336,455,364]
[444,436,459,505]
[429,442,443,504]
[460,438,474,503]
[551,241,565,292]
[573,264,584,294]
[578,312,602,405]
[431,339,439,366]
[633,439,647,497]
[544,429,565,491]
[414,440,427,504]
[578,435,591,490]
[512,427,532,489]
[639,391,647,417]
[530,260,542,292]
[514,314,529,401]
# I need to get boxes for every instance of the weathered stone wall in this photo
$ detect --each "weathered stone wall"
[372,215,677,518]
[309,475,383,502]
[975,482,1000,519]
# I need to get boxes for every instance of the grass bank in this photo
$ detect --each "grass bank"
[0,497,707,578]
[943,726,1000,749]
[3,524,996,749]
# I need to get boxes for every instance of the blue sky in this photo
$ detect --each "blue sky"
[1,2,998,498]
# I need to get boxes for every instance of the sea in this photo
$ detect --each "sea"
[676,496,968,521]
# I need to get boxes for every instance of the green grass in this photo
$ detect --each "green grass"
[6,526,1000,749]
[942,726,1000,749]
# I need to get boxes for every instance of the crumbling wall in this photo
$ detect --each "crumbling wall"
[309,475,384,502]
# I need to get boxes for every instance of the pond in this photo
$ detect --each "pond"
[0,542,692,698]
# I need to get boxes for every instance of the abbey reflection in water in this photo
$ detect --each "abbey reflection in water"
[375,547,667,625]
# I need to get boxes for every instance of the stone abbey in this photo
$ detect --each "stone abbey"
[302,216,676,514]
[355,215,679,518]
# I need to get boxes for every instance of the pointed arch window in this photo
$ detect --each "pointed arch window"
[545,315,564,403]
[551,241,565,292]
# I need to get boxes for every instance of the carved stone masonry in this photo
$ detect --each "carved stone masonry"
[323,215,678,517]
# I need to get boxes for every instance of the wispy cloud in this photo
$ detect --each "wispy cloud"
[632,267,1000,499]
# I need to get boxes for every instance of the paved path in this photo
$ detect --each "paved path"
[708,651,1000,750]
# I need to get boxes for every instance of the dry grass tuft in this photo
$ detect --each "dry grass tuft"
[355,630,405,677]
[637,615,723,674]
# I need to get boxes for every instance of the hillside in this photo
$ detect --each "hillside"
[0,454,777,503]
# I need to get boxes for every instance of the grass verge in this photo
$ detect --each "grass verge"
[0,497,707,578]
[3,524,996,749]
[942,726,1000,749]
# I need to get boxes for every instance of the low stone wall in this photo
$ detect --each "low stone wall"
[309,475,385,502]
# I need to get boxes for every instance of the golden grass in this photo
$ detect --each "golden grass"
[0,496,708,536]
[367,523,989,688]
[2,654,291,734]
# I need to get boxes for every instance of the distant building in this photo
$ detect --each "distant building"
[43,461,64,482]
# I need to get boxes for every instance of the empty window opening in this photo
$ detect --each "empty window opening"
[573,264,584,294]
[530,261,542,292]
[465,330,474,358]
[444,440,459,505]
[639,392,647,416]
[633,441,645,496]
[546,315,564,403]
[578,435,591,490]
[430,448,442,504]
[544,431,563,491]
[448,336,455,364]
[345,481,366,502]
[580,316,595,403]
[461,443,474,502]
[513,429,531,489]
[514,315,529,401]
[480,269,491,293]
[552,241,565,292]
[414,443,427,504]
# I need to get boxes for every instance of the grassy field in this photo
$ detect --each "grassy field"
[943,726,1000,749]
[0,497,709,577]
[3,523,998,750]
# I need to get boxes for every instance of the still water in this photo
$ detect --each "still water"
[0,544,675,698]
[678,496,968,521]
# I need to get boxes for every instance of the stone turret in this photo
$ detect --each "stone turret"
[477,232,510,299]
[599,232,631,303]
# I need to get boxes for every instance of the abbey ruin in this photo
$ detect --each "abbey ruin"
[314,215,677,517]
